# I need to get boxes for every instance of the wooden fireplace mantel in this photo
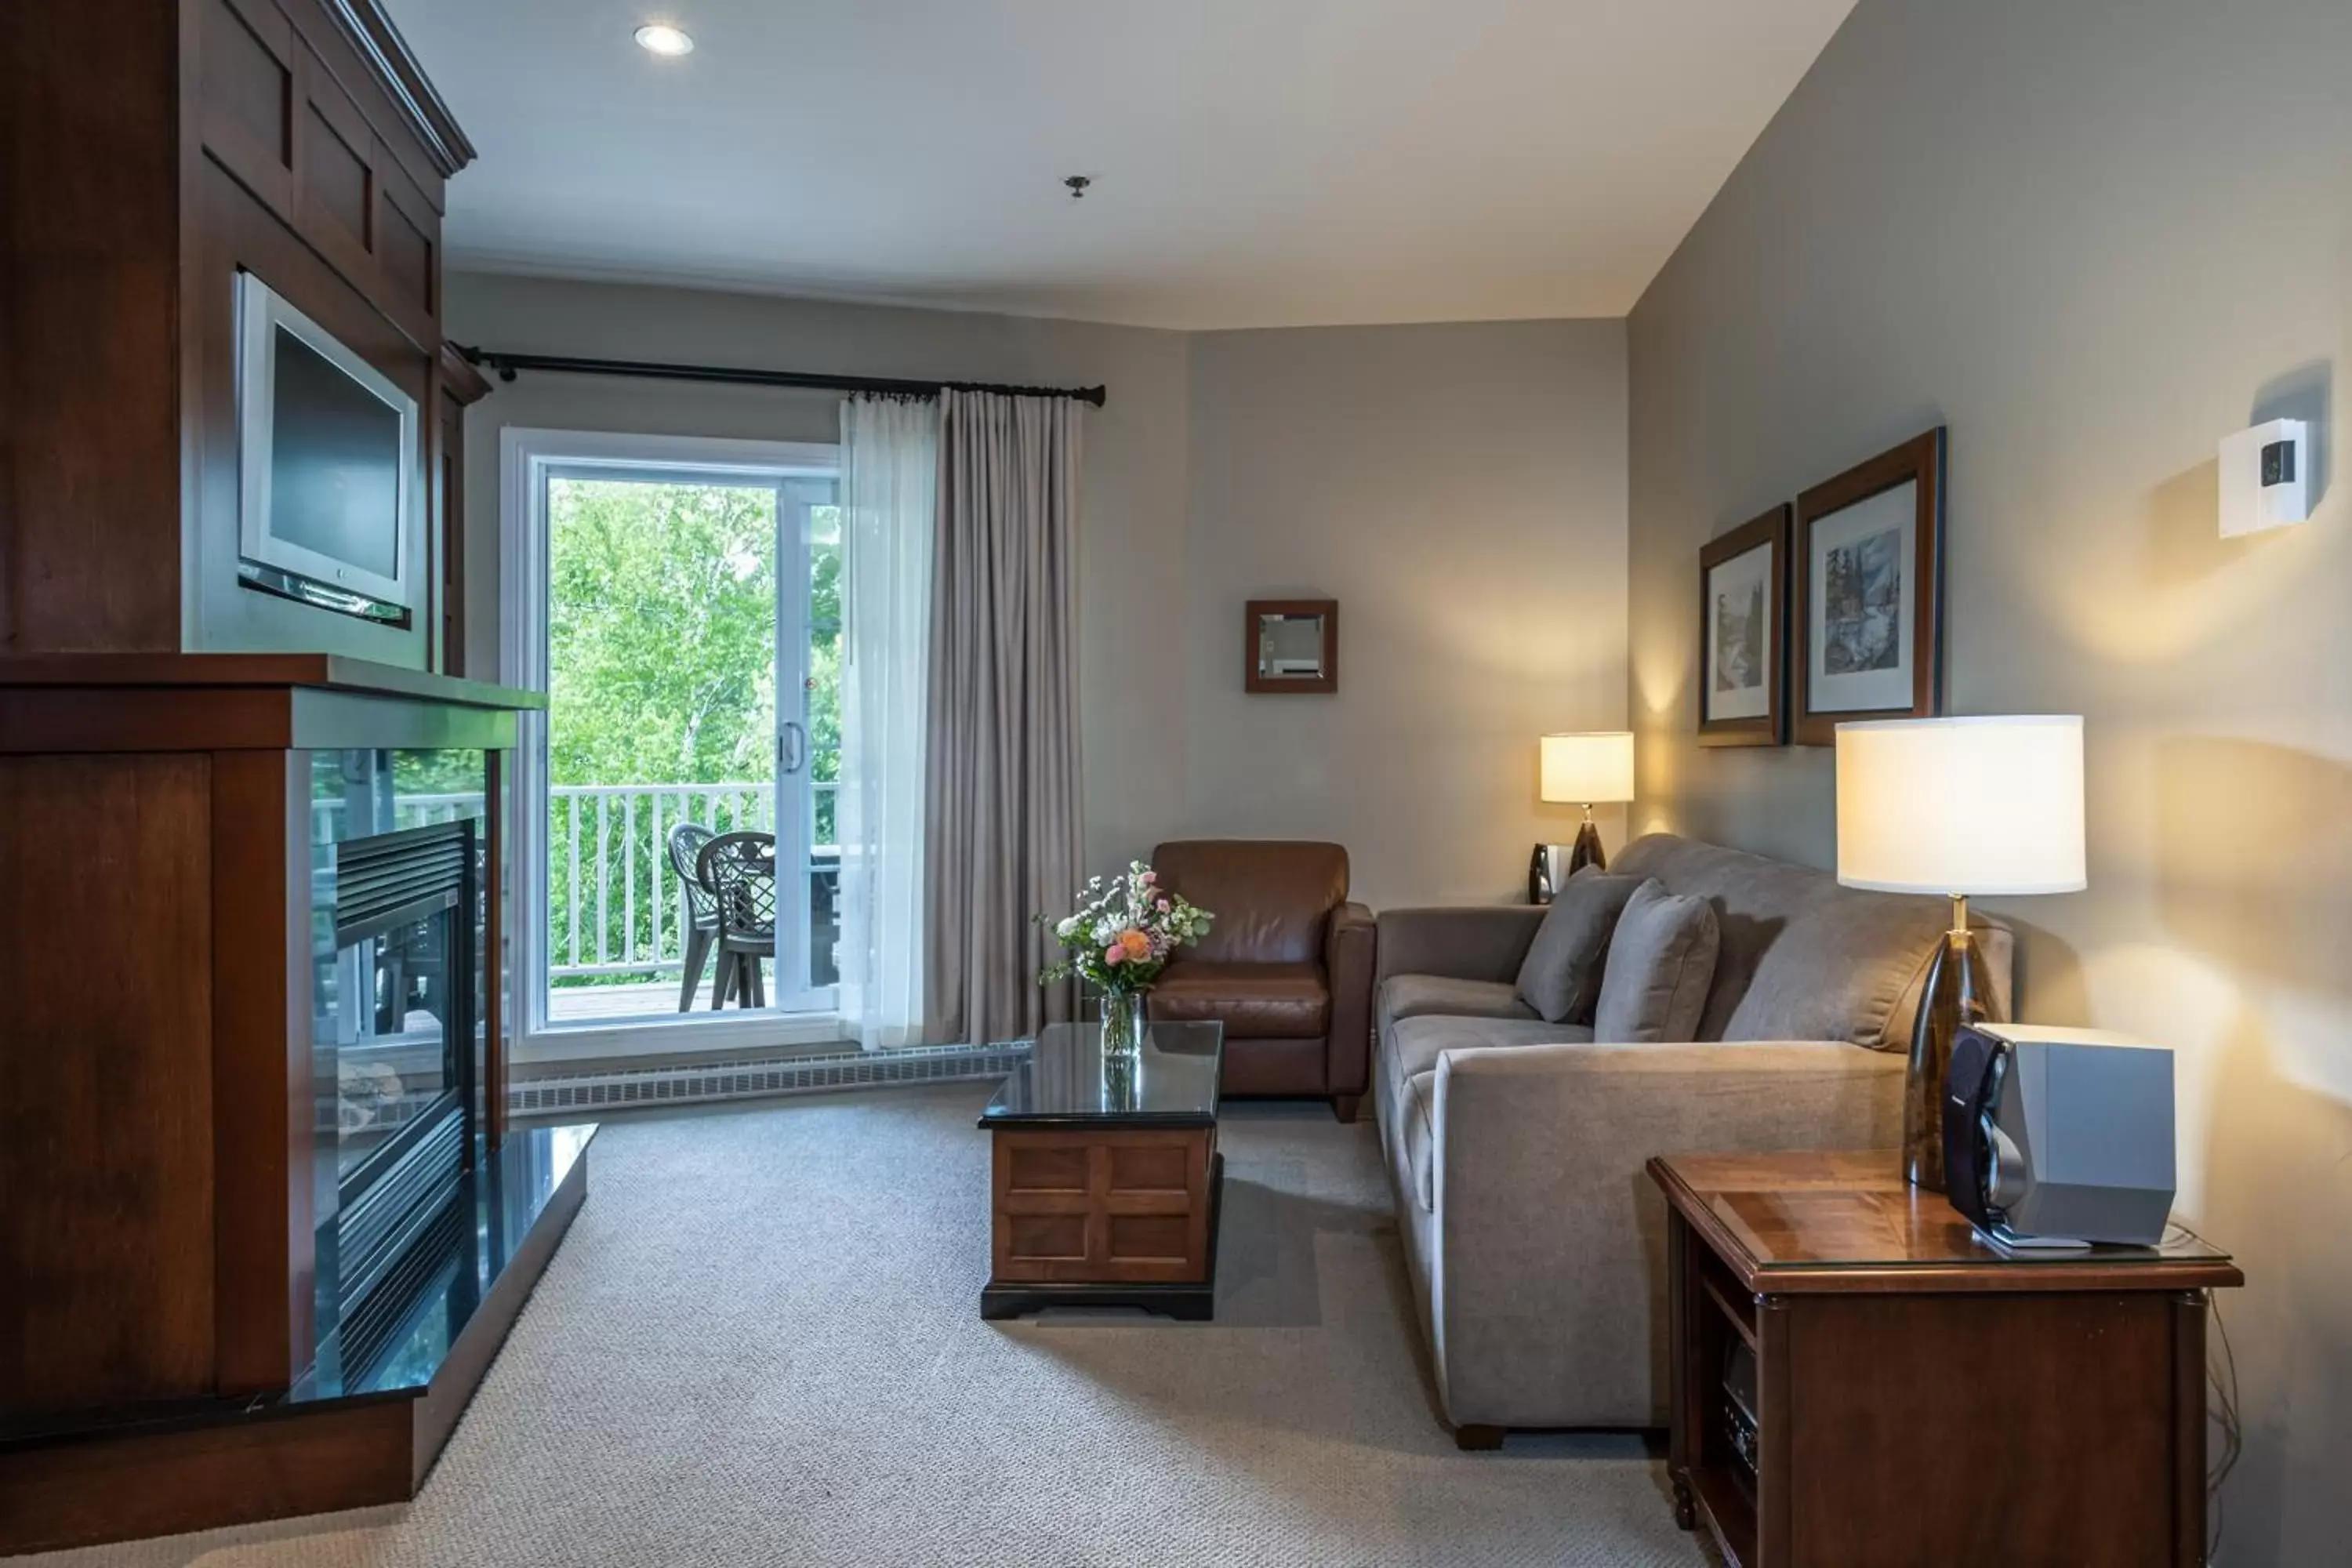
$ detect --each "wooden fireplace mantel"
[0,654,544,756]
[0,652,544,707]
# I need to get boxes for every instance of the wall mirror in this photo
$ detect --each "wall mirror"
[1245,599,1338,694]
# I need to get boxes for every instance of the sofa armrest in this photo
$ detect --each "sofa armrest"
[1324,902,1376,1095]
[1375,906,1547,987]
[1427,1040,1904,1428]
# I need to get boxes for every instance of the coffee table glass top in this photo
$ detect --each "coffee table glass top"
[980,1019,1224,1128]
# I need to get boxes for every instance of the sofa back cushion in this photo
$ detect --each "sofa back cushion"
[1611,833,2012,1049]
[1514,869,1643,1023]
[1151,840,1348,967]
[1592,880,1721,1043]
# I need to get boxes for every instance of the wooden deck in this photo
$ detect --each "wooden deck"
[546,969,771,1022]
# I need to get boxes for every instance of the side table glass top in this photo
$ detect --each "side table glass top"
[980,1019,1224,1127]
[1652,1150,2238,1283]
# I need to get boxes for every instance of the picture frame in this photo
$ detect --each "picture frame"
[1244,599,1338,695]
[1697,504,1790,746]
[1792,429,1947,746]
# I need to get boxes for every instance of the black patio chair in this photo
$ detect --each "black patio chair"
[666,822,719,1011]
[696,830,778,1009]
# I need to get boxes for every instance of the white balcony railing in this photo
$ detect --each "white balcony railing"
[548,782,837,982]
[314,783,835,985]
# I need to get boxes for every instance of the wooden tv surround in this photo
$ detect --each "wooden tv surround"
[0,3,575,1554]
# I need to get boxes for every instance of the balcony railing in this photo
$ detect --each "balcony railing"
[548,782,835,982]
[313,782,836,986]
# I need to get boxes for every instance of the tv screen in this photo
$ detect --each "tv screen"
[268,325,403,581]
[235,272,419,622]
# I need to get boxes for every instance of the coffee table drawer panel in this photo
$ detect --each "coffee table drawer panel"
[1005,1143,1090,1194]
[1109,1214,1192,1265]
[1007,1214,1090,1264]
[1106,1143,1190,1194]
[989,1127,1214,1285]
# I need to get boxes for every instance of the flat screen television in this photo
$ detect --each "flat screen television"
[235,272,421,625]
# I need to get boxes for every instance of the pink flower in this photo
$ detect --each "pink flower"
[1156,898,1171,912]
[1103,944,1127,966]
[1140,870,1158,884]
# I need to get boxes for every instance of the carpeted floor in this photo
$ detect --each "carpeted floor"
[33,1087,1711,1568]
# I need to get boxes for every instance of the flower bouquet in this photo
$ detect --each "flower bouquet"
[1039,862,1214,1051]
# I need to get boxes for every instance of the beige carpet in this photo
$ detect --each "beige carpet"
[33,1087,1711,1568]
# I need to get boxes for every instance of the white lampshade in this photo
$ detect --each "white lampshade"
[1836,716,2087,895]
[1540,731,1635,805]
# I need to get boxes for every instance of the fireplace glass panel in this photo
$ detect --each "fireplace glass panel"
[307,747,489,1385]
[335,910,458,1181]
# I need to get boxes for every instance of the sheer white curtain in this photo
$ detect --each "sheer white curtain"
[836,396,938,1049]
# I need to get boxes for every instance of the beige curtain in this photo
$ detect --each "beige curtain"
[924,390,1085,1045]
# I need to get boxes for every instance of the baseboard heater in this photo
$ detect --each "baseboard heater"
[509,1040,1032,1116]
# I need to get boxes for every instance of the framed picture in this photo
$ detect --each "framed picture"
[1244,599,1338,694]
[1697,505,1789,746]
[1793,429,1947,746]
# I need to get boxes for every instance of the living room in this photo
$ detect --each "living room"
[2,1,2345,1564]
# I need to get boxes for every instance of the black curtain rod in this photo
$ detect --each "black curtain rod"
[456,346,1106,408]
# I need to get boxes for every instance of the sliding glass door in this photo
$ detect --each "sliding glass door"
[504,431,840,1051]
[775,476,844,1011]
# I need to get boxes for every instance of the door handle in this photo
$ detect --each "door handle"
[780,720,807,776]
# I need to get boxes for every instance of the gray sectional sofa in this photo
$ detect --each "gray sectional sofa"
[1372,833,2013,1440]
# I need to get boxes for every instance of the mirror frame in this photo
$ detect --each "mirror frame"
[1244,598,1339,695]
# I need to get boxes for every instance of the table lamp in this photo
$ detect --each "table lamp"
[1534,731,1635,902]
[1836,715,2086,1192]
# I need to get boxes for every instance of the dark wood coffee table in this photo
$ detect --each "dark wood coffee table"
[978,1019,1225,1321]
[1649,1150,2241,1568]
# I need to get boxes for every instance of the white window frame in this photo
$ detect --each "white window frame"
[499,427,842,1063]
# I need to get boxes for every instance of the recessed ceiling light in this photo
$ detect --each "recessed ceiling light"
[633,23,694,56]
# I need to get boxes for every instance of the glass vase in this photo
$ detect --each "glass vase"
[1099,988,1149,1056]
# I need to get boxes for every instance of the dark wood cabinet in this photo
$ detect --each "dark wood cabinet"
[0,9,565,1553]
[1650,1152,2242,1568]
[436,342,495,675]
[0,0,474,667]
[0,656,586,1555]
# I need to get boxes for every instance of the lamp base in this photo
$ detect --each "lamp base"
[1529,822,1610,904]
[1904,916,1997,1192]
[1567,818,1606,876]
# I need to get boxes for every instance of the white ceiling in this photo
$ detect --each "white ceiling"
[383,0,1856,330]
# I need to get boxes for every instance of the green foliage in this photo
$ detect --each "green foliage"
[543,478,842,988]
[549,477,779,789]
[390,749,485,797]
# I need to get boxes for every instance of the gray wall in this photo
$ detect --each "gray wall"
[450,276,1627,907]
[1626,2,2351,1558]
[1185,321,1628,907]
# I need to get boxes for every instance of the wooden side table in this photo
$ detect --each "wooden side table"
[1647,1151,2242,1568]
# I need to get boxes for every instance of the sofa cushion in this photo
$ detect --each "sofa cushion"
[1152,960,1328,1039]
[1613,833,2009,1048]
[1389,1018,1595,1212]
[1379,974,1536,1036]
[1386,1013,1595,1086]
[1513,869,1643,1023]
[1592,881,1720,1044]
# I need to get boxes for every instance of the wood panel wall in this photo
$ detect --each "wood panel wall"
[0,0,469,661]
[0,0,187,654]
[0,754,217,1410]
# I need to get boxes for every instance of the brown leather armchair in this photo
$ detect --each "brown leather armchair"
[1145,840,1376,1122]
